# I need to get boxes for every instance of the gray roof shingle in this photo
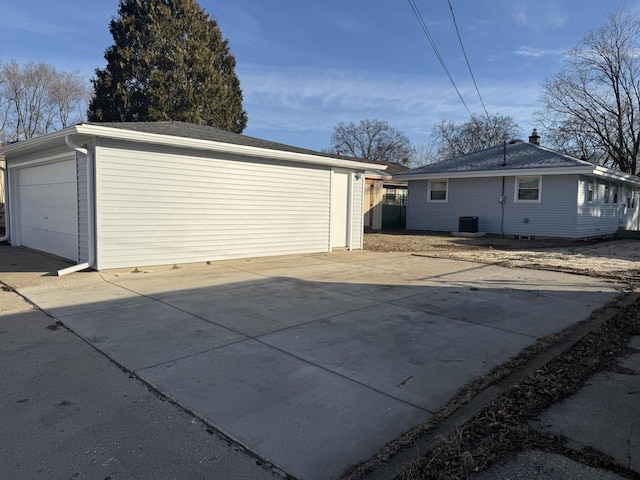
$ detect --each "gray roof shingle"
[86,121,336,156]
[86,121,391,168]
[396,141,593,176]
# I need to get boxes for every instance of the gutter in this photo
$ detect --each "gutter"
[57,136,95,276]
[72,124,384,171]
[0,123,384,172]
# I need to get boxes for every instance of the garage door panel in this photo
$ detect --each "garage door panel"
[20,227,78,261]
[19,160,77,185]
[18,183,77,208]
[17,158,78,261]
[18,206,78,232]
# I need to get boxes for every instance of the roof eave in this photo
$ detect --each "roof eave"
[395,166,596,181]
[0,126,79,157]
[74,124,383,170]
[1,124,386,171]
[593,166,640,185]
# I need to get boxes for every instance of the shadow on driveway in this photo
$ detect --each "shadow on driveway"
[0,246,622,479]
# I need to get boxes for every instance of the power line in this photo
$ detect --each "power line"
[446,0,490,121]
[407,0,473,118]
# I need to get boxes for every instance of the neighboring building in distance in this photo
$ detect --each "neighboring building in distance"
[364,161,409,231]
[395,131,640,239]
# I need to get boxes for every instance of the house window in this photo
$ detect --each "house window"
[604,182,610,204]
[515,177,541,202]
[587,178,595,202]
[428,180,448,202]
[613,184,619,204]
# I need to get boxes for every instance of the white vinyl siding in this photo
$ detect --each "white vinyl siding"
[408,177,505,233]
[95,143,336,269]
[577,176,625,236]
[407,175,580,237]
[77,153,89,263]
[503,175,577,237]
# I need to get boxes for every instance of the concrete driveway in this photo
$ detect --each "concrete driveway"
[0,247,621,479]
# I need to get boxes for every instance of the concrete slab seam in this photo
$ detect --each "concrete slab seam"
[355,291,638,480]
[3,285,291,479]
[96,274,432,412]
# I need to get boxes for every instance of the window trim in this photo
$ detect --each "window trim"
[428,179,448,203]
[587,178,595,203]
[514,176,542,203]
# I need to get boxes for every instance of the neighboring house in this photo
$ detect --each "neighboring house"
[364,161,409,230]
[1,121,383,272]
[395,131,640,239]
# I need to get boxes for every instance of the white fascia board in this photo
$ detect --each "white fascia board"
[0,124,385,171]
[0,126,77,160]
[395,166,595,181]
[73,124,383,171]
[592,166,640,185]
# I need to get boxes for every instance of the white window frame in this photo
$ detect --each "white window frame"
[587,178,595,203]
[428,179,448,203]
[514,176,542,203]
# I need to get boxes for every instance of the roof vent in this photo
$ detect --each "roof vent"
[529,128,541,145]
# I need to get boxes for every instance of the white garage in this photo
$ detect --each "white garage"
[2,122,379,272]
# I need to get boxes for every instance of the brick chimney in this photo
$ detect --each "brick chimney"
[528,128,540,145]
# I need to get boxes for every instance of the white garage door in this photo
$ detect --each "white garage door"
[18,159,78,261]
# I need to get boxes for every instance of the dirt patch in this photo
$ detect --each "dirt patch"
[365,232,640,282]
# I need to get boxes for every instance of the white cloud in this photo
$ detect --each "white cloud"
[514,46,565,58]
[0,9,79,38]
[504,0,567,29]
[238,64,542,150]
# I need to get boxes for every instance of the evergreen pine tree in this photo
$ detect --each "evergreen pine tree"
[88,0,247,133]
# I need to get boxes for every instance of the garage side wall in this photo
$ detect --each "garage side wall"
[95,142,333,269]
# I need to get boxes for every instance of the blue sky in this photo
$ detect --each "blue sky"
[1,0,638,152]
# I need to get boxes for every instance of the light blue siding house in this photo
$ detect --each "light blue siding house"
[396,134,640,239]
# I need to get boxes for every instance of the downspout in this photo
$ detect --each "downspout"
[57,136,95,276]
[0,162,9,242]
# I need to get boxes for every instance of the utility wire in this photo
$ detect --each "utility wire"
[407,0,473,118]
[447,0,491,121]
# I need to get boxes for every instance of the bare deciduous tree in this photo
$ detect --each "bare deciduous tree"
[540,8,640,175]
[432,114,521,161]
[329,119,415,165]
[0,60,89,143]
